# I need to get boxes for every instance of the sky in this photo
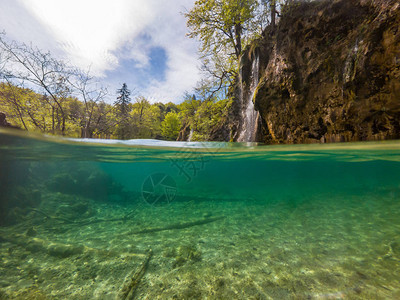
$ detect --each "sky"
[0,0,201,103]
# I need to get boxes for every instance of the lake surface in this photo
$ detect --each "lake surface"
[0,128,399,299]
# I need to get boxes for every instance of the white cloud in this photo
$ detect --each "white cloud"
[138,0,201,102]
[18,0,157,75]
[0,0,201,103]
[0,0,60,55]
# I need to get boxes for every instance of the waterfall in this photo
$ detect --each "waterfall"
[188,128,194,142]
[238,53,260,142]
[342,39,359,98]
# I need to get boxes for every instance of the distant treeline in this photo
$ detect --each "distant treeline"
[0,82,231,141]
[0,33,232,141]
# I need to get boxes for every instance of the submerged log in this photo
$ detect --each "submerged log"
[118,249,153,300]
[23,209,225,237]
[130,216,225,235]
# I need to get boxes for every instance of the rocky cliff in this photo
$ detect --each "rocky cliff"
[236,0,400,143]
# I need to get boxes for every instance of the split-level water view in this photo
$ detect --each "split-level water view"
[0,129,399,299]
[1,0,400,298]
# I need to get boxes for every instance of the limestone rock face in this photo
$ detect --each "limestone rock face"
[240,0,400,143]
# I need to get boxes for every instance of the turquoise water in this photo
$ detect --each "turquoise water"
[0,128,399,299]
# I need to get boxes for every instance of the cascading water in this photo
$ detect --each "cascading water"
[188,128,194,142]
[238,53,260,142]
[342,39,359,98]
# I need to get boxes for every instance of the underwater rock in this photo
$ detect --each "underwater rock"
[10,187,41,207]
[203,212,212,218]
[48,174,78,194]
[47,169,124,202]
[83,171,124,199]
[55,201,94,219]
[392,242,400,255]
[173,245,202,268]
[0,280,10,288]
[3,207,27,225]
[1,186,42,226]
[0,290,8,299]
[162,247,177,258]
[47,243,84,258]
[389,241,400,258]
[0,232,85,259]
[26,227,38,237]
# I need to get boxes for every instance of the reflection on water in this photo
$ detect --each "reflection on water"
[0,128,399,299]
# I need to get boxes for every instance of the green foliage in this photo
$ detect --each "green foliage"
[131,97,160,138]
[177,94,202,130]
[0,82,78,136]
[186,0,257,59]
[190,98,232,141]
[185,0,260,99]
[91,101,114,138]
[1,82,235,141]
[1,29,238,142]
[161,112,181,140]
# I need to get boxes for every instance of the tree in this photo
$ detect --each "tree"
[161,112,181,140]
[114,83,132,139]
[186,0,257,60]
[177,93,201,134]
[68,69,108,138]
[131,96,151,138]
[0,35,72,135]
[91,101,115,138]
[115,83,131,117]
[189,97,232,141]
[185,0,258,97]
[260,0,277,34]
[0,33,113,137]
[0,81,29,130]
[0,82,59,133]
[270,0,276,33]
[0,32,9,77]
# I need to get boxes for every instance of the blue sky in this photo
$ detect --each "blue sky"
[0,0,201,103]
